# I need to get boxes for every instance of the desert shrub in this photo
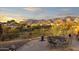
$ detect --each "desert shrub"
[1,25,20,41]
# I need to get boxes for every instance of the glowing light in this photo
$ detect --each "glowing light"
[0,16,24,23]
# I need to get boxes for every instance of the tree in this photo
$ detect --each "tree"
[0,23,3,41]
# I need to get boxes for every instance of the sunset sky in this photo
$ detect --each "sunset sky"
[0,7,79,19]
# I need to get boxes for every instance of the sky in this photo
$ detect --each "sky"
[0,7,79,19]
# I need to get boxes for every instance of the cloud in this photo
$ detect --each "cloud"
[23,7,46,17]
[60,8,71,11]
[0,8,9,11]
[51,8,73,17]
[24,7,42,12]
[0,11,27,19]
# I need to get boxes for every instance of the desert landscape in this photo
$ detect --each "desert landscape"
[0,7,79,51]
